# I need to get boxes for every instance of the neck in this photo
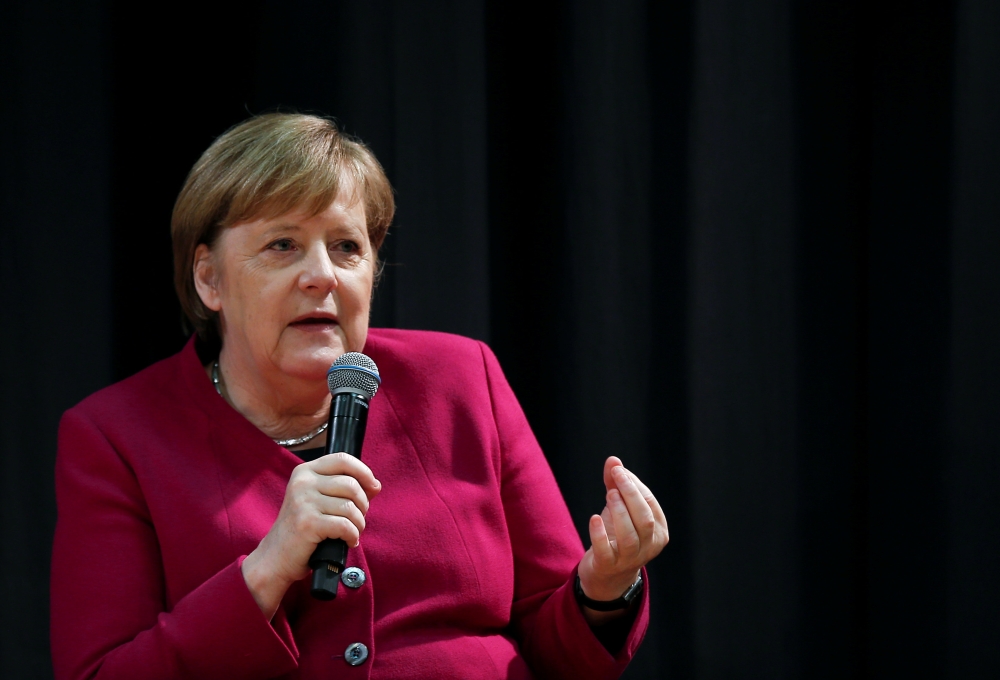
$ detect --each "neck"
[213,346,331,448]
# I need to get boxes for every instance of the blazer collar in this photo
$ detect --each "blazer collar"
[176,336,304,470]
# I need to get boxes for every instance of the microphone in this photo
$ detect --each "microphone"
[309,351,381,600]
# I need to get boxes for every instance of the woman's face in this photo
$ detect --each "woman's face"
[194,186,374,383]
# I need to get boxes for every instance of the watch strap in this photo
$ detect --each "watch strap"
[574,572,644,611]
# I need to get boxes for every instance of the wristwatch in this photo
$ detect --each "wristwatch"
[574,572,644,611]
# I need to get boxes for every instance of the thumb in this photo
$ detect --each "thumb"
[603,456,624,491]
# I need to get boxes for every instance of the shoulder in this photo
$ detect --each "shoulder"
[363,328,508,408]
[364,328,493,381]
[64,338,204,431]
[364,327,487,359]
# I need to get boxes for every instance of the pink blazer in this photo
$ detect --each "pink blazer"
[51,329,648,679]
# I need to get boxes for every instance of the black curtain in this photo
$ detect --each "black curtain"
[3,1,999,678]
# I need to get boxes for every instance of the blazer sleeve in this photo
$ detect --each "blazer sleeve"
[50,409,299,680]
[478,343,650,679]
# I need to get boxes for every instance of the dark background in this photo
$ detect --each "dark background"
[2,0,998,677]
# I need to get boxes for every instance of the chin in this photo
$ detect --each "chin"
[278,331,362,378]
[281,350,343,382]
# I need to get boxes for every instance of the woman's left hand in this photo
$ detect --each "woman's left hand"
[577,456,669,617]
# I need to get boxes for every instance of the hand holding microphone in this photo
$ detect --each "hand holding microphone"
[241,353,381,617]
[308,352,382,599]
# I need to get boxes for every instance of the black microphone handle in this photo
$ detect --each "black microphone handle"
[309,391,370,600]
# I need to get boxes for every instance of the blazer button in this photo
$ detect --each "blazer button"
[344,642,369,666]
[341,566,366,589]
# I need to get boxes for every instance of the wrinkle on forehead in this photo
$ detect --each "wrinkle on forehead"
[229,173,366,235]
[223,159,363,228]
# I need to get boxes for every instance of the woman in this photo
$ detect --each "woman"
[51,113,668,679]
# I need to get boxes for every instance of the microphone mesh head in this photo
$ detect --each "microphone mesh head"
[327,352,381,399]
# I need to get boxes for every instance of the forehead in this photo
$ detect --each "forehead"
[223,157,364,225]
[241,180,367,232]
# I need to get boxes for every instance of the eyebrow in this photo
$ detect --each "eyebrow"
[260,224,302,240]
[257,218,368,243]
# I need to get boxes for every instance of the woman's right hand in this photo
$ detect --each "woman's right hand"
[241,452,382,619]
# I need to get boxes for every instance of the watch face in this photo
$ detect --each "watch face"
[623,574,644,601]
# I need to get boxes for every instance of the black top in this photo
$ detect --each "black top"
[292,446,325,462]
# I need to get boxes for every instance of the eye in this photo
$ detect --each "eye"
[336,240,360,254]
[268,238,295,252]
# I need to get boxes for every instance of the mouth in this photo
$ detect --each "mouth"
[289,312,339,330]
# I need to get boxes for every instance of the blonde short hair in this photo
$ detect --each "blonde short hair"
[171,113,395,342]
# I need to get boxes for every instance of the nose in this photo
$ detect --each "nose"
[298,242,338,294]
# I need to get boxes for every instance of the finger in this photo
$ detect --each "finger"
[318,514,362,548]
[599,505,618,547]
[603,456,624,491]
[287,501,363,547]
[314,474,370,514]
[621,468,669,537]
[606,488,641,560]
[314,495,367,534]
[613,466,657,544]
[600,504,613,529]
[623,467,652,496]
[588,514,617,569]
[311,453,381,497]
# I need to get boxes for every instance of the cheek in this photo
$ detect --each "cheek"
[232,272,294,334]
[341,271,374,330]
[351,273,374,312]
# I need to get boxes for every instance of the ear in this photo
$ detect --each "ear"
[193,243,223,312]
